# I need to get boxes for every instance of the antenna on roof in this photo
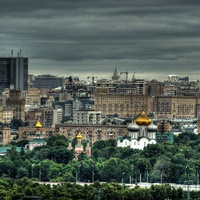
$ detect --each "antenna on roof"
[20,49,21,57]
[11,49,13,58]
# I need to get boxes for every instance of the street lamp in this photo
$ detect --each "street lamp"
[76,164,81,183]
[91,164,95,182]
[130,164,134,184]
[185,166,190,200]
[122,172,125,185]
[196,166,199,185]
[7,170,10,178]
[146,165,149,183]
[135,172,137,184]
[39,163,42,181]
[31,164,35,179]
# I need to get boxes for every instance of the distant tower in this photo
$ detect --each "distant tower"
[112,68,120,81]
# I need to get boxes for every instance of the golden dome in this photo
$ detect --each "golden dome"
[35,121,42,128]
[77,132,82,139]
[135,110,151,126]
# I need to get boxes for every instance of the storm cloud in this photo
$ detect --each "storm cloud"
[1,0,200,80]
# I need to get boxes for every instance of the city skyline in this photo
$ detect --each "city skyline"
[1,1,200,81]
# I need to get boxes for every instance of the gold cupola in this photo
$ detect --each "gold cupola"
[135,110,151,126]
[77,132,82,139]
[35,121,42,128]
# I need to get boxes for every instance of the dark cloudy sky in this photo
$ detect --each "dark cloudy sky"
[1,0,200,81]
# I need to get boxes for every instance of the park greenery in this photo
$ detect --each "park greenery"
[1,132,200,199]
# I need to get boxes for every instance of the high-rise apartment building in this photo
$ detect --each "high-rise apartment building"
[0,55,28,94]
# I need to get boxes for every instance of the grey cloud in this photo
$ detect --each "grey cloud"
[1,0,200,80]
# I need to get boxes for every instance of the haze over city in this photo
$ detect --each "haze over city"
[1,0,200,81]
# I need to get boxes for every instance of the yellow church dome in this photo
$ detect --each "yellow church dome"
[77,132,82,139]
[35,121,42,128]
[135,110,151,126]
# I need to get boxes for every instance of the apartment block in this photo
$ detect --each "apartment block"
[94,93,150,117]
[55,124,128,143]
[26,88,41,106]
[25,107,54,127]
[153,96,200,119]
[6,89,25,121]
[73,110,101,124]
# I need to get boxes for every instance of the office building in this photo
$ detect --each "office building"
[33,74,63,89]
[0,55,28,94]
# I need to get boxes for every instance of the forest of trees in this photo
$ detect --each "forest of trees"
[1,132,200,199]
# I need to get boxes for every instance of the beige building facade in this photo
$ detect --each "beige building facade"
[26,88,41,106]
[55,124,129,143]
[18,126,55,140]
[94,93,150,118]
[25,107,54,127]
[6,90,25,121]
[153,96,200,119]
[2,108,13,124]
[0,127,11,145]
[19,124,128,143]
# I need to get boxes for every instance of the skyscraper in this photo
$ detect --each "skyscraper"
[0,53,28,94]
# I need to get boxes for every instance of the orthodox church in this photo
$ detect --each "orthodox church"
[117,110,157,150]
[25,121,47,150]
[68,132,91,159]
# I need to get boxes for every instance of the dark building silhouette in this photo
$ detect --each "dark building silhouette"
[33,74,63,89]
[0,55,28,94]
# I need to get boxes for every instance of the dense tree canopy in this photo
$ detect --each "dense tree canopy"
[0,132,200,199]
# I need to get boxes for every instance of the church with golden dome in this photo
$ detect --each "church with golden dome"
[68,132,91,159]
[117,110,157,149]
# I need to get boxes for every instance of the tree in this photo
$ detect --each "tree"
[6,146,23,167]
[16,167,29,179]
[46,135,68,147]
[99,158,121,182]
[51,146,74,164]
[10,118,25,129]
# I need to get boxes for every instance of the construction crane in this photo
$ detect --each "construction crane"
[120,71,129,83]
